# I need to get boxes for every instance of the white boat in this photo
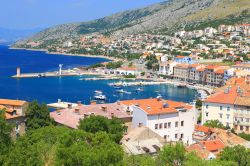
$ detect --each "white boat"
[136,88,144,92]
[116,89,131,94]
[94,94,106,100]
[94,90,103,94]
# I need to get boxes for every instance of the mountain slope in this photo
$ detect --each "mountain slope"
[14,0,250,47]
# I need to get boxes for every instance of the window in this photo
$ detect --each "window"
[206,112,209,117]
[175,121,178,127]
[246,118,250,123]
[168,122,171,128]
[226,114,230,119]
[219,113,223,119]
[159,123,162,129]
[220,106,223,110]
[181,121,184,127]
[206,105,208,109]
[155,124,158,129]
[164,135,167,139]
[227,107,230,111]
[246,126,249,132]
[240,126,244,131]
[175,134,178,139]
[180,134,184,139]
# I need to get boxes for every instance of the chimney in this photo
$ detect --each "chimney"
[102,106,107,112]
[17,67,21,77]
[56,110,61,115]
[77,101,82,106]
[74,108,80,114]
[67,103,72,109]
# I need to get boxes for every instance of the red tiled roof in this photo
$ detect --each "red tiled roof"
[0,99,27,106]
[205,87,238,104]
[199,139,225,151]
[120,98,193,115]
[195,125,211,133]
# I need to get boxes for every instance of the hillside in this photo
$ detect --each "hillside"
[14,0,250,48]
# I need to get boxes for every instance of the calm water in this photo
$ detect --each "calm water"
[0,45,197,104]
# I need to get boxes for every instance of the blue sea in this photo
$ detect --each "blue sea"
[0,45,197,104]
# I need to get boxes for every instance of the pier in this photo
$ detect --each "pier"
[11,67,103,78]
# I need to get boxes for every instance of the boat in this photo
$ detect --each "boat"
[116,89,131,94]
[93,90,106,100]
[197,90,207,100]
[94,94,106,100]
[94,90,103,94]
[136,88,144,92]
[177,83,187,88]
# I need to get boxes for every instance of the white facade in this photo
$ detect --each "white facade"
[202,102,234,128]
[132,106,196,145]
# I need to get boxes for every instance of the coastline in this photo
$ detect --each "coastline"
[10,47,121,61]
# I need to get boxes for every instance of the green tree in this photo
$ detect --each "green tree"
[124,154,156,166]
[55,131,123,166]
[238,133,250,141]
[0,109,13,164]
[158,143,186,166]
[25,101,54,130]
[195,99,202,109]
[203,120,226,129]
[220,145,250,166]
[78,115,125,143]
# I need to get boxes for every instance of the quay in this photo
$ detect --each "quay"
[12,67,103,78]
[109,80,214,95]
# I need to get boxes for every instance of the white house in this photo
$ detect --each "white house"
[121,98,197,145]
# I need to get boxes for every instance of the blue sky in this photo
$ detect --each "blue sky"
[1,0,165,29]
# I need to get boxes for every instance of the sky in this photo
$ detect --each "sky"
[0,0,165,30]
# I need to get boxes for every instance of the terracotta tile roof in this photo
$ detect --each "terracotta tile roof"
[234,97,250,106]
[0,105,21,120]
[176,55,185,59]
[197,67,205,72]
[205,87,238,104]
[211,128,247,147]
[206,65,220,70]
[0,99,27,106]
[199,139,225,151]
[207,77,250,105]
[120,98,193,115]
[214,69,225,74]
[195,125,211,133]
[50,102,131,129]
[175,64,189,69]
[186,144,210,159]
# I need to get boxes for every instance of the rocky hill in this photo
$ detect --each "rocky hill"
[14,0,250,48]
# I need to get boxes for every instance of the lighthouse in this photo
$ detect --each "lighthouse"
[17,67,21,77]
[59,64,63,76]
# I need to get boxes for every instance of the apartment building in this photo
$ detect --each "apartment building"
[173,64,190,81]
[202,77,250,134]
[158,61,178,76]
[188,64,206,84]
[121,98,197,145]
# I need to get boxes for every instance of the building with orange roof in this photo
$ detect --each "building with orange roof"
[193,125,212,142]
[202,76,250,134]
[120,98,197,145]
[0,99,28,138]
[173,63,190,81]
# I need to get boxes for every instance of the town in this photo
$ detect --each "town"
[1,23,250,165]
